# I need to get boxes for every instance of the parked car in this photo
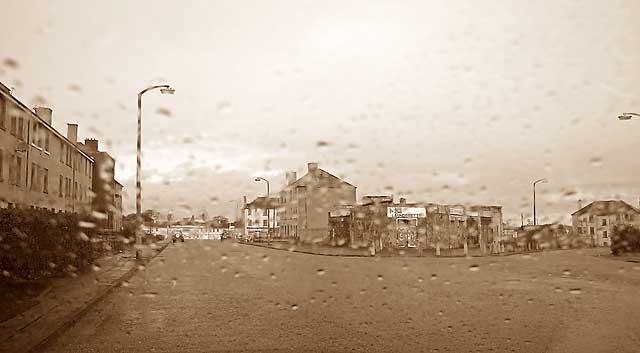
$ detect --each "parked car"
[172,231,185,243]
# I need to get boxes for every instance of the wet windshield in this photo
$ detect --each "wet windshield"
[1,1,640,352]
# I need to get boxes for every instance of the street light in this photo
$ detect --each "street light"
[618,112,640,121]
[533,178,548,226]
[254,177,271,243]
[136,84,175,256]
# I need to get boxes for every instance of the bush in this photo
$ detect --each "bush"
[611,225,640,255]
[0,208,102,279]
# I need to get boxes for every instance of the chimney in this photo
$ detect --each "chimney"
[84,138,99,151]
[286,171,297,185]
[243,195,247,208]
[34,107,52,125]
[308,162,318,173]
[399,197,407,205]
[67,123,78,144]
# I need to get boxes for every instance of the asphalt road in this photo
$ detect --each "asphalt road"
[43,241,640,353]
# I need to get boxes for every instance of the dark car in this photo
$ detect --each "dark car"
[172,232,185,243]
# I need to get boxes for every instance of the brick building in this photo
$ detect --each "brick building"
[0,81,94,212]
[77,138,124,232]
[278,162,356,243]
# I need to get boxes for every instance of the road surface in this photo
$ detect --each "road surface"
[43,241,640,353]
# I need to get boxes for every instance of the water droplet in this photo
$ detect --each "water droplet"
[121,280,130,287]
[469,265,479,272]
[359,289,367,295]
[569,288,581,294]
[504,318,511,324]
[221,254,228,261]
[234,272,241,278]
[562,269,571,276]
[316,269,325,276]
[142,292,158,298]
[527,298,533,304]
[291,304,299,310]
[438,311,444,316]
[377,275,384,281]
[270,273,277,279]
[402,264,409,270]
[221,267,228,273]
[156,107,172,117]
[91,264,101,272]
[262,255,269,262]
[554,287,562,293]
[430,274,438,280]
[417,277,424,283]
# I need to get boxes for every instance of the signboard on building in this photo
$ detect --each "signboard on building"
[387,207,426,218]
[449,207,465,215]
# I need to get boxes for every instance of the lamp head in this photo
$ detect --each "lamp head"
[618,114,633,121]
[160,87,175,95]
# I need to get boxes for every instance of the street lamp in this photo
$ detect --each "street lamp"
[618,112,640,121]
[136,84,175,256]
[254,177,271,243]
[533,178,548,226]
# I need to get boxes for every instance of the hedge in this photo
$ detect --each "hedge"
[611,225,640,255]
[0,208,119,279]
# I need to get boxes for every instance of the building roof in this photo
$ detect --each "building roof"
[0,80,94,162]
[289,168,356,188]
[571,200,640,217]
[245,196,280,209]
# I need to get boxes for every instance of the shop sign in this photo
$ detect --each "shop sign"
[449,207,465,215]
[387,207,426,218]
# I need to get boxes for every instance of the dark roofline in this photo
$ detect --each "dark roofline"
[288,167,356,188]
[0,81,95,162]
[571,200,640,216]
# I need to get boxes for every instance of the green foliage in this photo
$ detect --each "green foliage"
[0,208,101,279]
[611,225,640,255]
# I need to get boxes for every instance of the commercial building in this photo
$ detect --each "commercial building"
[278,162,357,243]
[77,138,124,232]
[0,81,94,212]
[244,196,279,241]
[571,200,640,247]
[329,196,503,252]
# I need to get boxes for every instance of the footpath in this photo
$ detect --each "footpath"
[241,241,517,258]
[0,240,170,353]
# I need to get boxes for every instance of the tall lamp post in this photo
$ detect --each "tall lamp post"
[533,178,548,226]
[136,84,175,255]
[254,177,270,243]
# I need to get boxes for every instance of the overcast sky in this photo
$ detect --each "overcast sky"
[1,0,639,224]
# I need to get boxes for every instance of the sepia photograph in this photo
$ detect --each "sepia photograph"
[0,1,639,352]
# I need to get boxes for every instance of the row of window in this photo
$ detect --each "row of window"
[578,227,609,238]
[0,149,91,201]
[0,96,92,178]
[582,214,634,223]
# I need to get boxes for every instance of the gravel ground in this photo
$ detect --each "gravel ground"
[42,241,640,353]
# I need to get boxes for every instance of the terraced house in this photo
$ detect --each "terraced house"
[0,81,94,213]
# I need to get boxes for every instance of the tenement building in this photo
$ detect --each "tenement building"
[0,81,94,213]
[571,200,640,247]
[278,162,357,243]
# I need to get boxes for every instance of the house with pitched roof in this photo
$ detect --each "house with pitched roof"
[571,200,640,247]
[277,162,356,243]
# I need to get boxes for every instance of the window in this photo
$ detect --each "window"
[10,115,16,136]
[588,215,594,222]
[601,219,607,226]
[616,214,621,221]
[44,131,50,152]
[74,181,77,199]
[0,149,3,182]
[0,96,5,130]
[59,175,63,197]
[15,156,21,186]
[263,219,268,227]
[30,163,36,190]
[17,117,24,140]
[590,227,595,235]
[603,230,608,238]
[32,123,38,144]
[43,168,48,193]
[60,142,65,162]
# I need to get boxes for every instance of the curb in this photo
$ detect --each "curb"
[240,241,543,259]
[24,241,170,353]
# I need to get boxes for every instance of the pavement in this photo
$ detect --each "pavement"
[0,239,170,353]
[31,240,640,353]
